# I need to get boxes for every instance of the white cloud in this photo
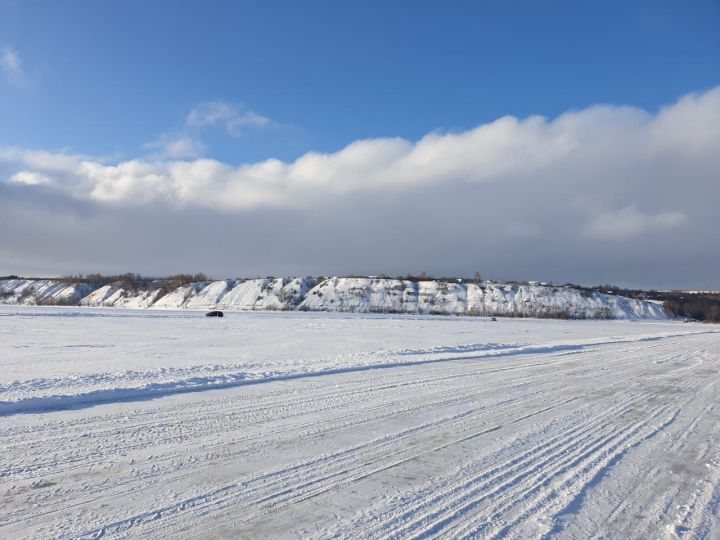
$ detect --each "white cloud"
[584,205,687,240]
[0,147,85,173]
[2,86,719,219]
[186,101,271,135]
[143,135,205,160]
[650,88,720,155]
[140,101,271,160]
[1,47,25,86]
[9,171,52,186]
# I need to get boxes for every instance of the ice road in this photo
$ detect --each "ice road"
[1,307,719,538]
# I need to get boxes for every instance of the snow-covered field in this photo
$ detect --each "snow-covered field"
[1,307,719,538]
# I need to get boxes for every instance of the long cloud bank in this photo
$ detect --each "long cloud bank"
[2,86,719,213]
[1,87,719,287]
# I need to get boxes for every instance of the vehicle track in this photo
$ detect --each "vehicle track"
[1,329,718,539]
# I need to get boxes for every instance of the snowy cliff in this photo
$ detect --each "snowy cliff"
[0,277,668,319]
[0,279,95,306]
[296,278,667,319]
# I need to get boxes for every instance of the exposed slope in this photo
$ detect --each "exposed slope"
[298,278,667,319]
[0,277,667,319]
[0,279,94,306]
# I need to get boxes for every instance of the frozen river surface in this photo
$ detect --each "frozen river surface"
[1,307,719,538]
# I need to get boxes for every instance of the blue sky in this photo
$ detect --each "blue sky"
[1,1,719,287]
[2,0,718,163]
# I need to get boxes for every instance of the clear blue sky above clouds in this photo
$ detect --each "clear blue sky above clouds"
[1,1,719,288]
[2,0,718,163]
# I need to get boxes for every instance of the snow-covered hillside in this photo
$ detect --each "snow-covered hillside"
[297,277,667,319]
[0,279,94,306]
[0,277,668,319]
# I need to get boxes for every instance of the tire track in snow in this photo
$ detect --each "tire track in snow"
[2,331,718,539]
[76,393,579,538]
[319,340,715,539]
[79,337,689,536]
[4,330,713,416]
[581,355,720,540]
[3,336,664,484]
[4,354,597,533]
[344,394,655,539]
[115,355,678,538]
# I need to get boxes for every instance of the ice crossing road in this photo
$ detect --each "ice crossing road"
[1,313,719,538]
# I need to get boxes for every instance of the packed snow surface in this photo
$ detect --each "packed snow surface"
[1,306,718,539]
[0,277,668,319]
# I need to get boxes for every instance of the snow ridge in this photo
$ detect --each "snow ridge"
[0,277,667,319]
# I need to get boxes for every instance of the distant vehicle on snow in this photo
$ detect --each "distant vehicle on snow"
[206,310,224,317]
